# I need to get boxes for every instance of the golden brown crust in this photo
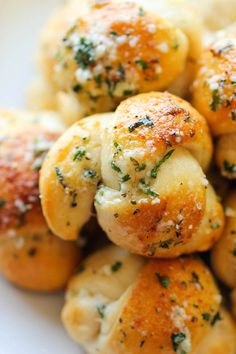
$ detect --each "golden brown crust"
[107,257,220,354]
[40,92,224,257]
[0,210,79,292]
[194,308,236,354]
[112,91,213,170]
[192,36,236,136]
[62,246,222,354]
[95,92,222,257]
[215,132,236,179]
[192,27,236,180]
[211,190,236,289]
[0,129,57,231]
[37,0,193,123]
[0,111,80,291]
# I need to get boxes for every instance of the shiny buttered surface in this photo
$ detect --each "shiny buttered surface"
[40,113,112,241]
[34,0,203,124]
[62,245,236,354]
[0,111,80,291]
[40,92,224,257]
[192,25,236,179]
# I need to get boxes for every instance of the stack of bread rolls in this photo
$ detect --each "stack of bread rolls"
[2,0,236,352]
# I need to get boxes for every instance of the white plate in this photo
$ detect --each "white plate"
[0,0,82,353]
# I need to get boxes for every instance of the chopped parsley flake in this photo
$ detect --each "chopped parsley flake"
[224,160,236,173]
[135,59,149,70]
[121,174,131,183]
[55,167,67,189]
[139,179,158,198]
[0,199,6,208]
[94,74,102,87]
[114,141,122,152]
[173,42,180,50]
[191,272,203,289]
[231,248,236,257]
[70,190,78,208]
[231,111,236,120]
[151,150,175,178]
[73,147,86,161]
[83,169,97,178]
[128,115,154,132]
[140,340,145,347]
[211,312,222,326]
[110,31,118,36]
[171,332,186,352]
[202,312,210,321]
[111,161,122,173]
[155,273,170,288]
[73,84,82,93]
[210,90,222,111]
[111,261,122,272]
[130,157,146,172]
[210,222,220,229]
[123,89,134,96]
[97,305,106,319]
[138,6,145,16]
[74,37,95,69]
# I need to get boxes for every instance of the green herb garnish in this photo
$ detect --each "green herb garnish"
[211,312,222,326]
[231,111,236,120]
[73,147,86,161]
[74,37,95,68]
[139,179,158,198]
[83,169,97,178]
[55,167,67,189]
[151,150,175,178]
[0,199,6,208]
[130,157,146,172]
[110,31,118,36]
[128,115,154,132]
[122,174,131,183]
[171,332,186,352]
[94,74,103,87]
[211,223,220,229]
[210,89,222,111]
[111,261,122,272]
[73,84,82,93]
[231,248,236,257]
[138,6,145,16]
[114,141,122,152]
[135,59,149,69]
[97,305,106,319]
[155,273,170,288]
[224,160,236,173]
[202,313,210,321]
[111,161,122,173]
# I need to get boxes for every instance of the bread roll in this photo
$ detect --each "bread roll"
[40,113,112,240]
[96,92,223,257]
[0,110,80,291]
[62,245,230,354]
[40,92,224,257]
[32,0,203,124]
[211,190,236,289]
[192,26,236,179]
[189,0,236,32]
